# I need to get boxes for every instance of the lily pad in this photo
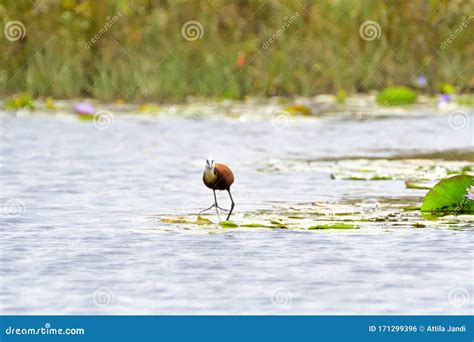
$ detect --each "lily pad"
[308,223,359,230]
[420,175,474,214]
[219,221,239,228]
[160,216,212,225]
[5,93,34,110]
[284,104,312,116]
[405,180,434,189]
[376,86,417,106]
[240,223,268,228]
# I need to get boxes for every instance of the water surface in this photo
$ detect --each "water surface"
[1,109,473,314]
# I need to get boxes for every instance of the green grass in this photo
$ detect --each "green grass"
[0,0,472,102]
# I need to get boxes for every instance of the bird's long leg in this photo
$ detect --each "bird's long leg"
[213,190,221,221]
[225,189,235,221]
[198,203,215,215]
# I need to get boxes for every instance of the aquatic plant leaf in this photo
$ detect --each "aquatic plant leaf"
[219,221,239,228]
[308,223,359,229]
[160,216,212,225]
[376,86,417,106]
[421,175,474,214]
[240,223,270,228]
[405,180,434,189]
[5,93,34,110]
[284,104,312,115]
[196,216,213,224]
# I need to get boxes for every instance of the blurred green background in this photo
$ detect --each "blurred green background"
[1,0,472,102]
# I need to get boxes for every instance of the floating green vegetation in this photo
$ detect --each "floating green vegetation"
[405,180,433,190]
[5,93,34,110]
[439,83,456,94]
[308,223,359,230]
[219,221,239,228]
[78,114,94,121]
[421,175,474,215]
[156,191,474,233]
[270,220,288,228]
[402,205,421,211]
[376,86,417,106]
[269,157,472,183]
[370,175,393,181]
[284,104,312,116]
[45,97,55,109]
[240,223,268,228]
[160,216,212,225]
[336,89,347,103]
[455,94,474,107]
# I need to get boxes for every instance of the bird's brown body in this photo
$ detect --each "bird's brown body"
[203,163,234,190]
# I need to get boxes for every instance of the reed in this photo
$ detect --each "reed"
[0,0,472,102]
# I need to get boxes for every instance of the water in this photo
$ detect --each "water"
[1,110,473,314]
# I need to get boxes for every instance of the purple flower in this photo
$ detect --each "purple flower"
[416,75,427,87]
[467,186,474,201]
[74,103,94,115]
[438,94,452,104]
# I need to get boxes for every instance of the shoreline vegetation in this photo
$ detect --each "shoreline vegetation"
[1,1,473,102]
[2,92,473,116]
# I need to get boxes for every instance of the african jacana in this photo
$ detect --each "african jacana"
[200,158,235,221]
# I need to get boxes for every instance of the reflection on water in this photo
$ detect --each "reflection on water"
[0,110,473,314]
